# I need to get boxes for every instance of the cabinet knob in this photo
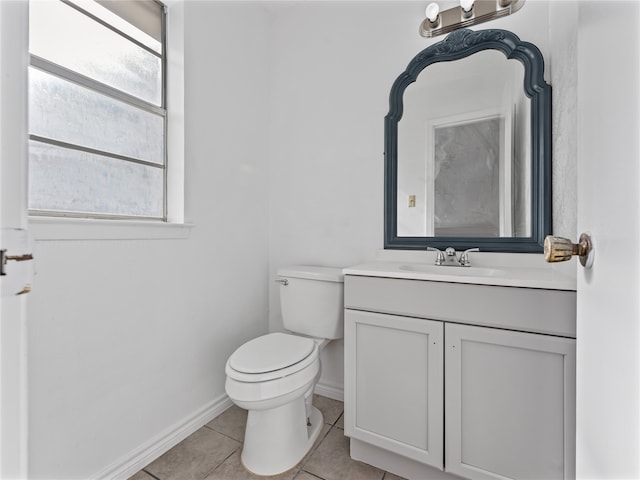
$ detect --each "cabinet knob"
[544,233,594,268]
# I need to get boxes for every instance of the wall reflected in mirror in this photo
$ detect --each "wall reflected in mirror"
[396,50,531,238]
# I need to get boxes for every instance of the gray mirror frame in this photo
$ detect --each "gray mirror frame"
[384,29,551,253]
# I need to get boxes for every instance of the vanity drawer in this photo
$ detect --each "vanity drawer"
[344,275,576,338]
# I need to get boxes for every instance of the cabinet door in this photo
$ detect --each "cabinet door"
[445,323,576,480]
[344,309,444,469]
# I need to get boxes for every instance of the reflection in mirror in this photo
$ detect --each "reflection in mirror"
[435,116,504,237]
[397,50,530,238]
[384,29,551,252]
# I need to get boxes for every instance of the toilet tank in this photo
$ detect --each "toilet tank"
[277,266,344,340]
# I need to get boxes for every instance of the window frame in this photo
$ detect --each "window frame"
[27,0,169,222]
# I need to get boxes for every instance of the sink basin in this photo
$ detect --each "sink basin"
[398,264,505,277]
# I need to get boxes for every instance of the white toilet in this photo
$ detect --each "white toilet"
[224,265,344,476]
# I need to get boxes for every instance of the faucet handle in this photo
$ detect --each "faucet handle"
[459,247,480,266]
[427,246,445,265]
[445,246,457,256]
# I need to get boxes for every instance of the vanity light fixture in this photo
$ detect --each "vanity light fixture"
[425,2,441,27]
[419,0,525,38]
[460,0,475,19]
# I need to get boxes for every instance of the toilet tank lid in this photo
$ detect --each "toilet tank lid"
[277,265,344,283]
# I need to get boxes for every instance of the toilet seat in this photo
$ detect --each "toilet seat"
[226,333,318,383]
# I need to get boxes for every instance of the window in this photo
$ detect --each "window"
[28,0,167,220]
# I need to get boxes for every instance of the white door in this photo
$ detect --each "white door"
[575,2,640,478]
[0,1,30,478]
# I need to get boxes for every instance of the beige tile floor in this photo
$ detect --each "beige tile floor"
[129,395,406,480]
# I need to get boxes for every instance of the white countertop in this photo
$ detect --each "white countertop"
[344,250,577,291]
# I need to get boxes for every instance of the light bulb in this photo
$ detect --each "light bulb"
[425,2,440,23]
[460,0,474,12]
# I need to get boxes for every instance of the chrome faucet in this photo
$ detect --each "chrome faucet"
[427,246,479,267]
[458,247,479,266]
[427,247,445,265]
[443,246,461,266]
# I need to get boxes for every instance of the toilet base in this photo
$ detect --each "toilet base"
[241,401,324,476]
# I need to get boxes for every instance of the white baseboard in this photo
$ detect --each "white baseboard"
[314,381,344,402]
[93,394,233,480]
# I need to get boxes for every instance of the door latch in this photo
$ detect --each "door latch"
[0,249,34,276]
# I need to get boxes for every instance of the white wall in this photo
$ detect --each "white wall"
[26,2,271,478]
[268,0,577,396]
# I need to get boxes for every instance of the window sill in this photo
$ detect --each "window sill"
[29,216,194,241]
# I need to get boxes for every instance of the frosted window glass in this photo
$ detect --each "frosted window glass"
[29,68,164,165]
[30,0,162,106]
[29,142,164,218]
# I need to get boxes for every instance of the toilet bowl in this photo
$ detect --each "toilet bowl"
[224,266,344,476]
[225,333,321,412]
[225,333,324,475]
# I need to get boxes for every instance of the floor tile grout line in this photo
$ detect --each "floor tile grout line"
[292,421,337,478]
[311,422,334,456]
[201,423,244,444]
[330,412,344,429]
[202,443,243,479]
[279,419,338,478]
[141,469,162,480]
[299,470,327,480]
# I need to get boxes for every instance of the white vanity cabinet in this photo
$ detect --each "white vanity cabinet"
[344,309,444,469]
[343,273,576,480]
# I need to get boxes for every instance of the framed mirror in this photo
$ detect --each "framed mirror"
[384,29,551,252]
